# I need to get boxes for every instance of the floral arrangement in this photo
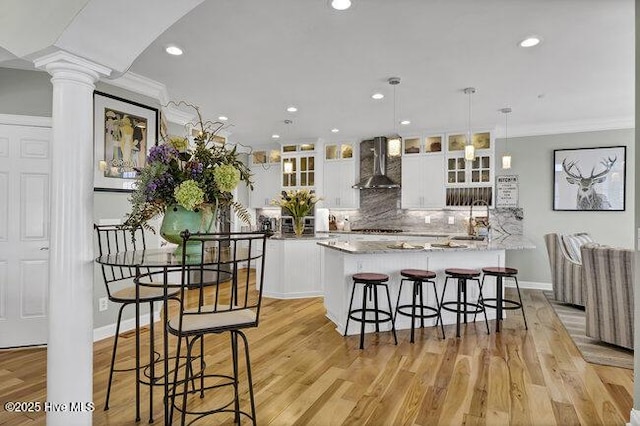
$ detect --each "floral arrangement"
[125,104,253,231]
[272,189,320,219]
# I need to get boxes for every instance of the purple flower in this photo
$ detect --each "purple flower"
[185,161,204,178]
[147,144,178,164]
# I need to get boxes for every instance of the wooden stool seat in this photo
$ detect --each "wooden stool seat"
[353,272,389,283]
[482,267,518,276]
[395,269,444,342]
[345,272,397,349]
[400,269,437,280]
[444,268,481,278]
[440,268,488,338]
[478,266,528,332]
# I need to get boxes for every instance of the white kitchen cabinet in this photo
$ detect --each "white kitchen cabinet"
[261,238,324,298]
[401,154,445,208]
[322,159,359,209]
[249,165,280,209]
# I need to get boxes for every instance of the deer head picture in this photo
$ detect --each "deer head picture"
[554,146,625,211]
[562,156,616,210]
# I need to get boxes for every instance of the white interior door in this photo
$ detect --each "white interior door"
[0,122,51,348]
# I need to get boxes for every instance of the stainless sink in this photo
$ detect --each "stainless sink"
[450,235,485,241]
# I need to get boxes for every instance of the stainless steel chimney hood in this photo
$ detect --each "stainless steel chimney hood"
[353,137,401,189]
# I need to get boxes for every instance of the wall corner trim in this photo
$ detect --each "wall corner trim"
[106,71,195,125]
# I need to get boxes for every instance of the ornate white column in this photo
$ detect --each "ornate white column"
[35,51,110,426]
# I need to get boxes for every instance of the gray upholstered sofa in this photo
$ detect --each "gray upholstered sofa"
[544,232,594,306]
[581,243,634,350]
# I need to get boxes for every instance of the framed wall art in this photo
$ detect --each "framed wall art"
[553,146,626,211]
[93,91,158,192]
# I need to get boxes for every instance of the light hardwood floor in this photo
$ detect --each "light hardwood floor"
[0,282,633,425]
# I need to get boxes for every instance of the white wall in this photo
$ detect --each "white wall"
[496,128,634,284]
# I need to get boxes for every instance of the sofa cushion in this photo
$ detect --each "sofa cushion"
[561,233,594,263]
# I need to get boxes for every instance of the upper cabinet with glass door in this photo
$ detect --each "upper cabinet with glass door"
[281,142,316,189]
[325,143,354,161]
[402,135,443,155]
[445,131,493,185]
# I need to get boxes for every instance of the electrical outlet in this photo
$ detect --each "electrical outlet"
[356,261,363,272]
[448,216,455,225]
[424,215,431,224]
[99,297,108,312]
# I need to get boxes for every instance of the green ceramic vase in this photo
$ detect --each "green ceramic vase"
[160,203,216,258]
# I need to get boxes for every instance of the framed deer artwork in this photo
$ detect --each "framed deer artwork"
[553,146,626,211]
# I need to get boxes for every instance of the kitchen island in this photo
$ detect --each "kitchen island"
[317,235,535,335]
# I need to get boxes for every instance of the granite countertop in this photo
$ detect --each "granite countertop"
[317,234,535,254]
[269,232,333,240]
[329,230,451,237]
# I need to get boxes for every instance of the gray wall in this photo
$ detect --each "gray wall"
[0,67,165,330]
[496,129,635,284]
[0,68,52,116]
[633,0,639,411]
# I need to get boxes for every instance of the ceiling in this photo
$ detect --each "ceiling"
[128,0,633,145]
[5,1,636,146]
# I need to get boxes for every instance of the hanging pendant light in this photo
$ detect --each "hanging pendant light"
[387,77,402,157]
[500,107,512,169]
[463,87,476,161]
[283,119,294,173]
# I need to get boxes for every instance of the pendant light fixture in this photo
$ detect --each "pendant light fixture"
[463,87,476,161]
[282,119,294,174]
[500,107,512,169]
[387,77,402,157]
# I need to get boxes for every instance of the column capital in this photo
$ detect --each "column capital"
[34,50,111,86]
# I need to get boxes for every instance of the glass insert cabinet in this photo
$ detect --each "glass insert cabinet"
[281,143,316,188]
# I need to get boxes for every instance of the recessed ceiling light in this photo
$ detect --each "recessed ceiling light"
[165,45,183,56]
[272,134,280,139]
[371,93,384,100]
[218,116,228,121]
[331,128,339,133]
[519,36,541,47]
[400,120,411,125]
[331,0,351,10]
[286,106,298,112]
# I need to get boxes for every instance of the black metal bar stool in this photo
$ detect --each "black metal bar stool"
[477,267,528,332]
[394,269,445,342]
[344,273,398,349]
[439,268,489,338]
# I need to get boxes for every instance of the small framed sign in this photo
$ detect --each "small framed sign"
[496,175,519,208]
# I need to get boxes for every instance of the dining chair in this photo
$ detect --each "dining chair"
[94,223,180,420]
[167,231,268,425]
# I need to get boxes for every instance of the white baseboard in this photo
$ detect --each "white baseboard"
[93,310,161,342]
[263,291,324,300]
[505,280,552,291]
[628,408,640,426]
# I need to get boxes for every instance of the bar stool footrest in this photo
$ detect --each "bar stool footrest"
[348,308,393,324]
[480,298,522,310]
[396,304,440,320]
[441,301,484,315]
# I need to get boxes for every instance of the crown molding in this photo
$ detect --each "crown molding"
[0,114,52,127]
[106,71,196,125]
[505,116,634,138]
[33,50,111,77]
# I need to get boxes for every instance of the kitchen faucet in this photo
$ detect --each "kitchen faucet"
[468,199,490,237]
